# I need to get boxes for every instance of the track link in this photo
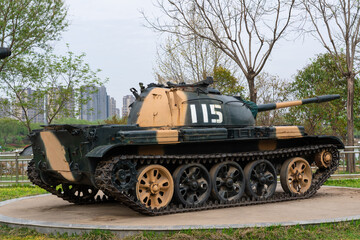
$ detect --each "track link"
[94,144,339,216]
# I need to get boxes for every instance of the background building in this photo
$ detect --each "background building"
[122,95,135,117]
[0,85,120,123]
[80,85,120,121]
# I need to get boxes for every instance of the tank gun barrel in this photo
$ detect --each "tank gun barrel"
[0,47,11,59]
[257,94,340,112]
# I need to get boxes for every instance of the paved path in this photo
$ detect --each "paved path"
[0,186,359,236]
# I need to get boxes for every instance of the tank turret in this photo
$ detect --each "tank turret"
[128,77,341,128]
[0,47,11,59]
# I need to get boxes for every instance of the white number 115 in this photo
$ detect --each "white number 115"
[190,104,223,124]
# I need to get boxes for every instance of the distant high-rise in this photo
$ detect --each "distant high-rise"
[98,86,108,120]
[16,88,44,123]
[80,86,98,121]
[107,96,117,118]
[122,95,135,117]
[80,85,119,121]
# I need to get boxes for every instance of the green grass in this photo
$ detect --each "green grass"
[324,178,360,188]
[124,221,360,240]
[0,179,358,239]
[0,185,47,202]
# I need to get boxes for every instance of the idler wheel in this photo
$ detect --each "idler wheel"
[173,163,211,206]
[280,157,312,194]
[315,150,333,169]
[210,161,245,202]
[244,160,277,200]
[62,184,98,203]
[136,165,174,209]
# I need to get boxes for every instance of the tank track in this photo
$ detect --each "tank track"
[95,144,339,216]
[27,160,112,205]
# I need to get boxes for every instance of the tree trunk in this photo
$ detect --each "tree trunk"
[346,75,355,173]
[247,76,257,104]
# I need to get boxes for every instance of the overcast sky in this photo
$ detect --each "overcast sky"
[56,0,324,113]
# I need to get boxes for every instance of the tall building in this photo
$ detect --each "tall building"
[122,95,135,117]
[80,85,119,121]
[16,88,45,123]
[80,86,99,122]
[107,96,117,118]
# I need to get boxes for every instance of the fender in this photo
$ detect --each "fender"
[86,144,123,158]
[306,135,344,149]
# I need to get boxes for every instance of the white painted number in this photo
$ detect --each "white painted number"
[190,104,197,123]
[190,104,223,124]
[210,104,223,123]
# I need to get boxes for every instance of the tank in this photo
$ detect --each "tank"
[27,77,344,215]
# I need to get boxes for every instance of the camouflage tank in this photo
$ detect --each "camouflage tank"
[27,77,343,215]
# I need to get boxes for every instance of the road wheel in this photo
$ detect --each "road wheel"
[244,160,277,200]
[280,157,312,194]
[136,165,174,209]
[210,161,245,202]
[173,163,211,206]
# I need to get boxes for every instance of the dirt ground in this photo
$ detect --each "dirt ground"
[0,186,359,228]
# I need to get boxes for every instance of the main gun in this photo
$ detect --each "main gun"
[257,94,340,112]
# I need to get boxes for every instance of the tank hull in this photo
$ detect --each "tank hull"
[28,123,343,214]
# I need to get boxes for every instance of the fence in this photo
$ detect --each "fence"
[338,145,360,172]
[0,151,32,186]
[0,145,359,186]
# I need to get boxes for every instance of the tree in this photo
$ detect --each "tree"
[155,33,245,95]
[285,53,360,146]
[0,53,45,132]
[40,50,106,124]
[155,34,234,84]
[0,0,68,72]
[145,0,295,103]
[302,0,360,172]
[213,66,244,96]
[0,50,106,132]
[255,72,290,126]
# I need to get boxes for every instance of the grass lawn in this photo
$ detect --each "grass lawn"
[0,179,358,240]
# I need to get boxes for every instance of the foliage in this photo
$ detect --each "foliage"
[0,118,41,151]
[145,0,295,103]
[102,115,127,125]
[52,118,97,125]
[302,0,360,172]
[0,118,97,151]
[255,73,290,126]
[0,0,68,71]
[155,33,237,84]
[154,33,246,96]
[0,49,106,133]
[39,49,106,124]
[212,66,244,96]
[285,53,360,141]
